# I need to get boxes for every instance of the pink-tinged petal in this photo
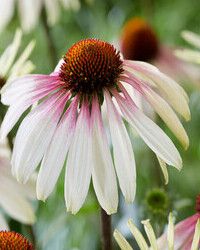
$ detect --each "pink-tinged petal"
[113,89,182,170]
[0,173,35,225]
[123,60,190,121]
[37,97,78,201]
[0,75,61,139]
[91,96,118,214]
[174,214,199,249]
[105,90,136,203]
[1,74,60,105]
[65,100,92,214]
[0,213,9,231]
[12,91,68,184]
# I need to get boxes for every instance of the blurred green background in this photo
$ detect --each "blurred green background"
[0,0,200,249]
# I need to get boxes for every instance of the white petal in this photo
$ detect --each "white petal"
[65,102,92,214]
[142,219,158,250]
[175,49,200,64]
[0,97,35,140]
[0,213,9,230]
[191,219,200,250]
[12,93,66,183]
[91,97,118,214]
[0,29,21,76]
[127,219,149,250]
[37,98,77,201]
[18,0,42,32]
[0,175,35,224]
[114,229,133,250]
[167,213,174,250]
[0,0,14,32]
[182,31,200,49]
[105,91,136,203]
[143,86,189,149]
[9,40,36,79]
[44,0,60,26]
[115,93,182,170]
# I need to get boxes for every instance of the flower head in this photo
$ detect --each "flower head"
[0,138,36,230]
[120,17,200,83]
[120,17,159,62]
[0,38,190,214]
[0,29,35,92]
[114,212,200,250]
[0,231,33,249]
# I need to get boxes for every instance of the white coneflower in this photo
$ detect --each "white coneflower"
[120,17,200,83]
[114,209,200,249]
[0,38,189,214]
[0,138,36,230]
[0,0,80,33]
[0,29,35,91]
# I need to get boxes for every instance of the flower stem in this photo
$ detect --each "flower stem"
[41,7,57,69]
[101,208,112,250]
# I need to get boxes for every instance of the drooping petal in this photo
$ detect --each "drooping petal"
[114,90,182,170]
[181,31,200,49]
[167,213,174,250]
[127,219,149,250]
[37,97,77,201]
[142,219,158,250]
[44,0,60,26]
[8,40,36,80]
[12,92,67,183]
[175,49,200,64]
[1,74,60,104]
[191,219,200,250]
[174,214,199,249]
[0,29,21,77]
[105,90,136,203]
[0,213,9,231]
[124,60,190,121]
[0,75,60,139]
[65,100,92,214]
[156,156,169,185]
[0,174,35,225]
[142,86,189,149]
[114,230,133,250]
[18,0,42,32]
[91,96,118,214]
[0,0,14,33]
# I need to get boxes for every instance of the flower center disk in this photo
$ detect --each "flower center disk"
[60,39,123,95]
[0,231,33,250]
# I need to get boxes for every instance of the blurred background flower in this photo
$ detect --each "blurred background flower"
[0,0,81,33]
[0,137,36,230]
[120,17,200,85]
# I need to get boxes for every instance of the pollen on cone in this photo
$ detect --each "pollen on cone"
[0,231,33,250]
